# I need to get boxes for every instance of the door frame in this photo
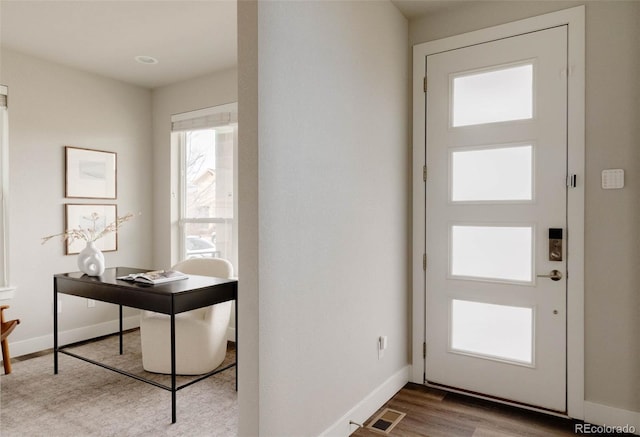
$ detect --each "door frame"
[411,6,585,419]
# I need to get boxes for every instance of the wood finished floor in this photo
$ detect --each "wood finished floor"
[353,383,580,437]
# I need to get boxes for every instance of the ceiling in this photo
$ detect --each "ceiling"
[0,0,237,89]
[391,0,476,19]
[0,0,470,89]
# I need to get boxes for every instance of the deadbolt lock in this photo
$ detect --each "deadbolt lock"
[549,228,563,261]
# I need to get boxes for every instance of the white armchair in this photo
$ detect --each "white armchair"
[140,258,233,375]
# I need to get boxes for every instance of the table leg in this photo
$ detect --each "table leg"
[119,305,123,355]
[171,312,176,423]
[53,278,58,374]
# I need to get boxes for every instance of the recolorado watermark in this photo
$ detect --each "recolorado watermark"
[574,423,636,434]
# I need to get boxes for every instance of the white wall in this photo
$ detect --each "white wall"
[582,1,640,414]
[410,0,640,417]
[239,1,409,435]
[0,48,153,356]
[237,1,260,434]
[0,49,239,357]
[151,68,237,269]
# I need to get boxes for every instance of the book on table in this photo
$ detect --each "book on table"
[117,270,188,285]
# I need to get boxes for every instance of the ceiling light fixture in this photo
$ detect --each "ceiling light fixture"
[135,55,159,65]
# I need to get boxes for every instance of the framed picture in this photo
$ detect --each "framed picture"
[65,146,117,199]
[65,204,118,255]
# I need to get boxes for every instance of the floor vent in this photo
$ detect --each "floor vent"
[366,408,406,434]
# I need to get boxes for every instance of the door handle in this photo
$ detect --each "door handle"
[536,270,563,281]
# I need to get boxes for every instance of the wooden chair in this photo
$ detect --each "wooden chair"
[1,305,20,374]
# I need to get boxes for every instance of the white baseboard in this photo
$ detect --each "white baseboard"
[9,315,141,358]
[320,365,410,437]
[584,401,640,435]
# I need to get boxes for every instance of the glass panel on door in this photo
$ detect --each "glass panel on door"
[451,299,534,364]
[451,63,534,127]
[450,145,533,202]
[450,225,533,282]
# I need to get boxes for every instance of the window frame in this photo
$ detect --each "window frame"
[0,85,15,300]
[173,102,238,271]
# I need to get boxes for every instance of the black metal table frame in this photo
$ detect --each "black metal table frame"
[53,267,238,424]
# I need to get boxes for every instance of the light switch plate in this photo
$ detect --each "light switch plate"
[601,169,624,189]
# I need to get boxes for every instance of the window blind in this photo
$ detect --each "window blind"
[171,103,237,132]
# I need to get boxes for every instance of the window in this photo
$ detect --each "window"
[0,85,14,299]
[172,103,238,271]
[450,144,534,202]
[450,299,534,364]
[451,62,534,127]
[450,224,533,283]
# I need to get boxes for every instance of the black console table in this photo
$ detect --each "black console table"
[53,267,238,423]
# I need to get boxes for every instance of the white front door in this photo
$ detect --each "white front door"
[424,26,568,412]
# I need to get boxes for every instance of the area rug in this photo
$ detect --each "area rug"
[0,330,237,436]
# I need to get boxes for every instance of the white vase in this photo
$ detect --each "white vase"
[77,241,105,276]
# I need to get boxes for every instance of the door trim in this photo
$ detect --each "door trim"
[411,6,585,419]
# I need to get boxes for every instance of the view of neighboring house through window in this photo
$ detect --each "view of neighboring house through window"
[173,103,238,271]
